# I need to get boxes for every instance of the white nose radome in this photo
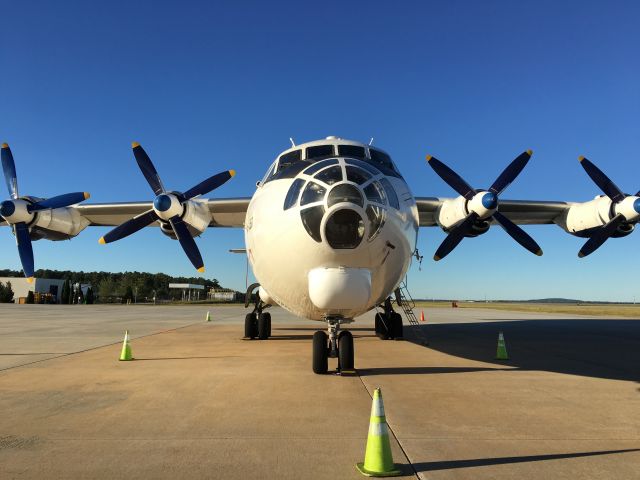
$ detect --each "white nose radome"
[308,267,371,311]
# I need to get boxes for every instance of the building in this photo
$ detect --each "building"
[0,277,66,304]
[208,288,239,302]
[168,283,205,302]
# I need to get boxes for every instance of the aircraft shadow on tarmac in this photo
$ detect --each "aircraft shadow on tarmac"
[411,448,640,473]
[400,319,640,383]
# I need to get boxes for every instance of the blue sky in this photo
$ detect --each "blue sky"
[1,0,639,301]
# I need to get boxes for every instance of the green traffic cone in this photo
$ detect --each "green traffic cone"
[356,388,401,477]
[496,331,508,360]
[119,330,133,361]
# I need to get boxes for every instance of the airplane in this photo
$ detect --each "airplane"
[1,137,639,374]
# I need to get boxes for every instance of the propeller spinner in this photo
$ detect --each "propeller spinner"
[426,150,543,261]
[577,156,640,257]
[99,142,235,272]
[0,143,90,281]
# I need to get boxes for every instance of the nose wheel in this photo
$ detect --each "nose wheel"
[312,318,354,374]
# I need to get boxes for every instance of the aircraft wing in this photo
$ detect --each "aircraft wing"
[415,197,572,227]
[74,197,250,227]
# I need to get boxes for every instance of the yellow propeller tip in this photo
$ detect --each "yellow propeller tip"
[578,251,585,258]
[433,255,441,261]
[229,169,236,177]
[578,155,585,162]
[197,266,205,273]
[1,143,8,149]
[131,141,140,148]
[83,192,91,200]
[426,155,433,161]
[98,237,106,245]
[526,149,533,156]
[26,277,34,284]
[536,249,543,257]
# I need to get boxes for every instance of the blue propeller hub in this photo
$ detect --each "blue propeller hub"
[0,200,15,218]
[634,198,640,214]
[153,194,173,212]
[481,192,498,210]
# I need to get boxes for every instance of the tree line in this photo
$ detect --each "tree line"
[0,269,223,304]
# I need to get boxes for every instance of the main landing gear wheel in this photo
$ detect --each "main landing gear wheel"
[375,312,403,340]
[244,313,257,339]
[312,331,329,374]
[338,331,354,371]
[375,312,390,340]
[390,312,403,339]
[258,312,271,339]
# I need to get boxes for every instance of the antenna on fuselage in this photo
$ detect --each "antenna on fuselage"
[289,138,296,147]
[369,137,374,146]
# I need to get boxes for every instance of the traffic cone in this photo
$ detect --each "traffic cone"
[206,311,211,322]
[119,330,133,361]
[420,310,425,322]
[496,331,508,360]
[356,388,401,477]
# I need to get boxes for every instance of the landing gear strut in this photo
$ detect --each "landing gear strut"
[244,283,271,340]
[312,317,354,374]
[374,297,403,340]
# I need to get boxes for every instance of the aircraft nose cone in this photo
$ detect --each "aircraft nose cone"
[153,194,173,212]
[0,200,15,218]
[481,192,498,210]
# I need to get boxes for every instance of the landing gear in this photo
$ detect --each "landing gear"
[375,298,403,340]
[244,283,271,340]
[312,317,354,374]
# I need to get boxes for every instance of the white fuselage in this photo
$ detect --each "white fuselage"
[244,140,419,322]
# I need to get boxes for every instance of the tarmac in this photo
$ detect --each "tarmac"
[0,304,638,479]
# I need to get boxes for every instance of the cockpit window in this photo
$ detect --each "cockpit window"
[328,184,364,208]
[345,158,380,176]
[345,166,371,185]
[278,149,301,171]
[338,145,366,159]
[314,166,343,185]
[369,149,394,169]
[379,178,399,209]
[300,206,324,242]
[300,181,326,206]
[325,209,365,249]
[306,145,334,160]
[283,178,305,210]
[366,205,386,241]
[303,158,338,176]
[364,181,386,204]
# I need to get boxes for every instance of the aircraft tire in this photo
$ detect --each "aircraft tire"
[375,313,390,340]
[258,312,271,339]
[338,331,354,371]
[312,331,329,374]
[244,313,257,339]
[391,312,403,339]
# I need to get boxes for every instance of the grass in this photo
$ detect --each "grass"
[412,301,640,318]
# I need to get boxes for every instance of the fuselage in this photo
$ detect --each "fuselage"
[245,137,419,321]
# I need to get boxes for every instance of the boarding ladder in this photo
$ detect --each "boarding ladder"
[394,280,428,345]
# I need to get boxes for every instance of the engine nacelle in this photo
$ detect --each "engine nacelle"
[435,196,490,237]
[30,205,90,241]
[557,196,632,237]
[158,199,211,239]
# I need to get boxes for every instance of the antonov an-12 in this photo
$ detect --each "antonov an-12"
[1,137,638,373]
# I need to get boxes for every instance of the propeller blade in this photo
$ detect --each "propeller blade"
[182,170,236,200]
[426,155,476,200]
[434,212,478,261]
[493,210,543,256]
[578,214,625,258]
[99,209,159,244]
[1,143,19,199]
[169,216,205,272]
[14,222,34,280]
[579,156,625,203]
[30,192,90,212]
[489,150,532,195]
[132,142,165,195]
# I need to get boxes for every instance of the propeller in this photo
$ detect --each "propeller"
[1,143,90,281]
[426,150,543,261]
[577,156,640,257]
[99,142,235,272]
